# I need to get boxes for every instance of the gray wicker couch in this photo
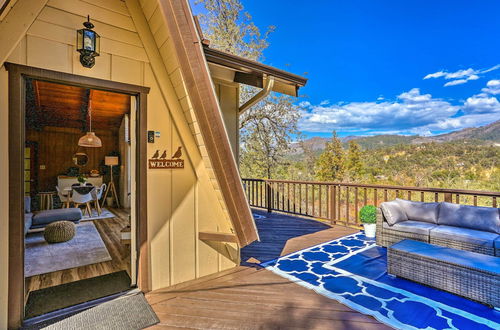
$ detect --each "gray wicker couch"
[376,199,500,256]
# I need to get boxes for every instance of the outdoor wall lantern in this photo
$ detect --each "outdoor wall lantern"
[77,15,100,68]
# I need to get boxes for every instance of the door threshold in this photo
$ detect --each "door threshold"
[22,288,141,329]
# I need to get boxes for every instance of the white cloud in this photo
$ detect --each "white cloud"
[299,88,500,135]
[319,100,330,106]
[444,79,467,87]
[423,64,500,87]
[482,79,500,95]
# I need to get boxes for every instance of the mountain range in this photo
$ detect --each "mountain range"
[292,120,500,152]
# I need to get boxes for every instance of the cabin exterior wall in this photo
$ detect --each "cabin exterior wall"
[0,0,240,326]
[214,81,240,161]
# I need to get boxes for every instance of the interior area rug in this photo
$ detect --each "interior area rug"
[41,292,159,330]
[262,232,500,330]
[25,222,112,277]
[81,207,117,221]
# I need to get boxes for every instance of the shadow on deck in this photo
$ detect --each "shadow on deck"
[241,209,333,266]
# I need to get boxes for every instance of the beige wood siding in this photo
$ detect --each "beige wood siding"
[0,1,240,325]
[214,82,240,161]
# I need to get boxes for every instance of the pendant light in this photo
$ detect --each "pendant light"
[78,98,102,147]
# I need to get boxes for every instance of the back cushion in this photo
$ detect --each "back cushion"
[395,198,439,224]
[24,196,31,213]
[438,202,499,234]
[380,201,408,226]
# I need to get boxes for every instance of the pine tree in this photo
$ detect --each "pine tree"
[197,0,301,179]
[315,131,345,181]
[346,140,363,181]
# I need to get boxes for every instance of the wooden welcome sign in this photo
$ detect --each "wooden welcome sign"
[148,147,184,169]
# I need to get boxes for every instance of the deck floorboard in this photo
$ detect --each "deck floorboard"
[147,209,388,329]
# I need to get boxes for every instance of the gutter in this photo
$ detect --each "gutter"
[239,76,275,113]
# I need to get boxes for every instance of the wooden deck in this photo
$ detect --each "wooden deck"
[146,210,389,329]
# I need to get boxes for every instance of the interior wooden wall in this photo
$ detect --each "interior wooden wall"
[26,126,119,192]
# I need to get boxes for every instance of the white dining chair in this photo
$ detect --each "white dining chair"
[91,184,107,216]
[72,188,95,217]
[56,186,71,208]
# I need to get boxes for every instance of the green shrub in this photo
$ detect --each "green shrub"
[359,205,377,224]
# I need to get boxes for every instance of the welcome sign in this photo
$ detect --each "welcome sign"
[148,147,184,169]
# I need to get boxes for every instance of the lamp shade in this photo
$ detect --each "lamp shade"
[78,132,102,147]
[105,156,119,166]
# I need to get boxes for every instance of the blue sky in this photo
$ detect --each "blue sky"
[191,1,500,138]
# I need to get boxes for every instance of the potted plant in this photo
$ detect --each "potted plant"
[359,205,377,238]
[77,174,87,186]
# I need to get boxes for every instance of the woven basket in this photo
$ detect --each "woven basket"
[44,221,76,243]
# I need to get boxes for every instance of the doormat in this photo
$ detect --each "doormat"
[25,270,131,319]
[25,222,111,277]
[263,232,500,330]
[42,292,158,330]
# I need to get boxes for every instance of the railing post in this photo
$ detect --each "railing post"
[330,184,336,225]
[444,193,452,203]
[266,180,273,213]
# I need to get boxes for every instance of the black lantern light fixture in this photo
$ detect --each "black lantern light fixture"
[77,15,100,68]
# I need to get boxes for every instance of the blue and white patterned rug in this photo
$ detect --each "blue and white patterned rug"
[262,232,500,330]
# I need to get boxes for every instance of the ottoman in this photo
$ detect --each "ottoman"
[44,221,76,243]
[31,208,82,229]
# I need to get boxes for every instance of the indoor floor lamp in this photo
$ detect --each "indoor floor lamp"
[103,156,120,208]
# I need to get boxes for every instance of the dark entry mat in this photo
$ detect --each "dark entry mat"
[25,270,131,319]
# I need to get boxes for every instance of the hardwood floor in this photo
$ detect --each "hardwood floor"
[25,207,131,293]
[146,210,389,329]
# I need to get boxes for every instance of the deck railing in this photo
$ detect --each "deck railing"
[242,178,499,227]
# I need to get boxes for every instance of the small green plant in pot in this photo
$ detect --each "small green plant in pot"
[359,205,377,238]
[77,174,86,185]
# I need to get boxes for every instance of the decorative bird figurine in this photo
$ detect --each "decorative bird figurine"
[172,146,182,159]
[152,150,160,159]
[160,150,167,159]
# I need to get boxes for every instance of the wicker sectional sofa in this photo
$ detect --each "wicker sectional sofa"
[376,199,500,256]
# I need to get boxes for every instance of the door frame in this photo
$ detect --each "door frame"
[5,63,150,329]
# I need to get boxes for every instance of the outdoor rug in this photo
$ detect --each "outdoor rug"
[25,222,112,277]
[262,232,500,330]
[25,271,132,319]
[33,292,158,330]
[81,207,117,221]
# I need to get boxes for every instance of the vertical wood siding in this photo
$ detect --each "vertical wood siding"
[0,2,239,325]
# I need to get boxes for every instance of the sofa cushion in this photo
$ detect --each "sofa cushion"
[395,199,439,224]
[383,220,437,236]
[380,201,408,225]
[25,213,33,236]
[32,208,82,228]
[430,225,498,248]
[438,202,499,234]
[24,196,31,213]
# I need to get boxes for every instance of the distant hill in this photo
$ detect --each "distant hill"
[412,120,500,144]
[292,120,500,152]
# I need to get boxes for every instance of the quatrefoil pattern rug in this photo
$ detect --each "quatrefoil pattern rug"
[262,233,500,330]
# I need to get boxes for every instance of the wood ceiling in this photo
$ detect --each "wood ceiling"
[26,79,130,131]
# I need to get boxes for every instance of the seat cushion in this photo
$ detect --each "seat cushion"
[384,220,437,235]
[32,208,82,228]
[430,225,498,248]
[390,239,500,275]
[438,202,499,234]
[380,201,408,225]
[396,199,440,224]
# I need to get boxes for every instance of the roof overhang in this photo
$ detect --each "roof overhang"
[203,46,307,97]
